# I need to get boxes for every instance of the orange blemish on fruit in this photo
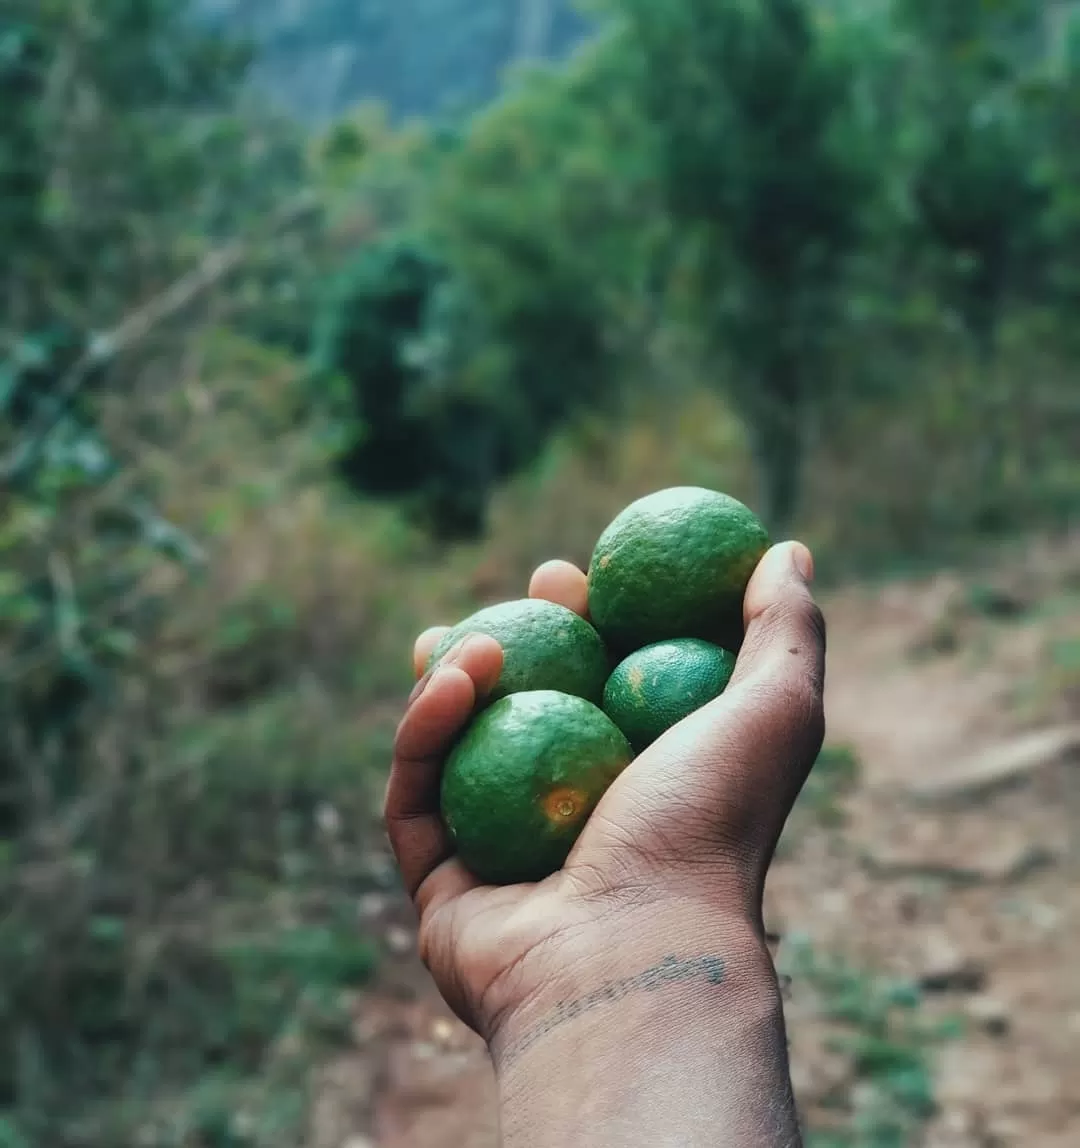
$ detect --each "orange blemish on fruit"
[600,554,611,569]
[543,787,587,824]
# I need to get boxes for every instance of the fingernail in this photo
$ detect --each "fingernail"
[408,651,467,706]
[441,634,476,666]
[445,633,491,670]
[789,542,814,584]
[408,670,434,706]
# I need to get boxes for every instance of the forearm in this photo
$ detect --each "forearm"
[492,929,802,1148]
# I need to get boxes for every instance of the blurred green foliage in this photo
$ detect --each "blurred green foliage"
[602,0,874,529]
[2,0,1079,1143]
[781,937,962,1148]
[310,37,657,536]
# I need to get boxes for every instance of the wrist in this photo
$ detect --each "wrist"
[490,910,801,1147]
[490,914,776,1069]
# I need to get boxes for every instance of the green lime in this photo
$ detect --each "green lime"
[441,690,634,885]
[603,638,737,752]
[428,598,609,704]
[587,487,769,655]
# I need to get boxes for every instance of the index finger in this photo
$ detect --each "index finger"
[386,635,503,898]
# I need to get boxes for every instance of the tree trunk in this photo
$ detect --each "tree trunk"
[748,362,803,536]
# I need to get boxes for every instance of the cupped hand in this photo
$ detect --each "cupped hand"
[384,543,826,1062]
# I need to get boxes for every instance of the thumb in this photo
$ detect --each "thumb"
[641,541,826,861]
[710,539,827,838]
[731,540,826,707]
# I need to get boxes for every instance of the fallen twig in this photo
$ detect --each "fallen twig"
[1,193,320,485]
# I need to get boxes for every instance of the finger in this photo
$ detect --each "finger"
[528,560,589,618]
[637,542,825,840]
[388,666,479,900]
[413,625,452,680]
[699,539,826,811]
[413,855,490,921]
[731,540,825,708]
[386,635,503,898]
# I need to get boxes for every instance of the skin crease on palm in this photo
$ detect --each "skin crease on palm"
[386,543,826,1148]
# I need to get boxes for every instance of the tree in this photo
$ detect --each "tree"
[0,14,48,307]
[911,113,1046,357]
[0,6,329,1143]
[606,0,871,530]
[313,38,658,538]
[1037,8,1080,321]
[310,232,514,538]
[896,0,1049,357]
[0,0,307,479]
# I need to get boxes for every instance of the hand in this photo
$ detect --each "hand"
[384,542,825,1146]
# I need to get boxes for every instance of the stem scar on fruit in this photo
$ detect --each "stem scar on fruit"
[543,787,586,824]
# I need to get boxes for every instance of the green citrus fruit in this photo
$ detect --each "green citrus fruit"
[441,690,634,885]
[603,638,737,753]
[427,599,609,704]
[587,487,769,655]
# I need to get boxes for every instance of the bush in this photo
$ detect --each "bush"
[0,331,403,1145]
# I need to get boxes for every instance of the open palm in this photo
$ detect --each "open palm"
[384,543,825,1051]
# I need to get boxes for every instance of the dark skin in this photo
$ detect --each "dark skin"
[385,541,826,1146]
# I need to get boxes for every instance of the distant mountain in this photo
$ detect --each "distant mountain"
[202,0,592,121]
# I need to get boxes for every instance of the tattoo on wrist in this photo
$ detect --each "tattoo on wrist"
[495,953,726,1068]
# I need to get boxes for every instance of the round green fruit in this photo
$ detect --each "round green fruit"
[440,690,634,885]
[603,638,737,753]
[587,487,769,655]
[427,598,609,704]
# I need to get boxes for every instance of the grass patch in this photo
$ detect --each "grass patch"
[781,938,962,1148]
